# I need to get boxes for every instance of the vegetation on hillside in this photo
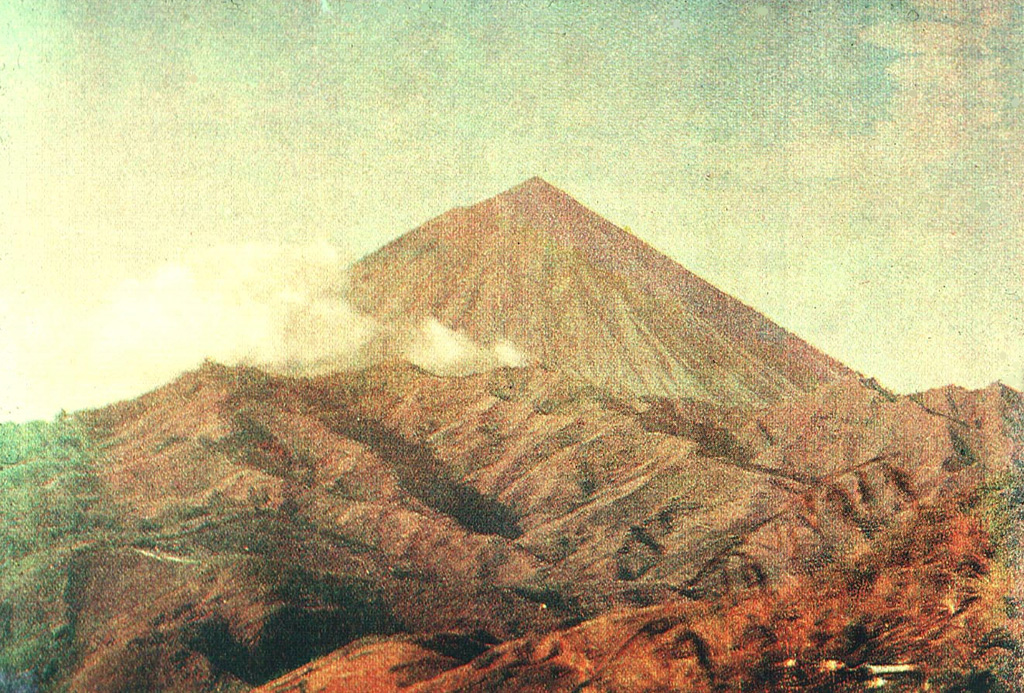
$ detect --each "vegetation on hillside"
[0,417,118,685]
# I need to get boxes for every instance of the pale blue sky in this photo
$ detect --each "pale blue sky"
[1,0,1022,419]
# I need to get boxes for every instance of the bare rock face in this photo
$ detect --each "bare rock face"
[348,177,852,407]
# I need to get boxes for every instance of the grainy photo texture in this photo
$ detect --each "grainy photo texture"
[0,2,1021,691]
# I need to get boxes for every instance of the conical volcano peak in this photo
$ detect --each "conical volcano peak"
[488,176,587,217]
[503,176,565,197]
[471,176,614,247]
[348,180,853,406]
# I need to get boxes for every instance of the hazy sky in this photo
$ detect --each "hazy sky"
[1,0,1022,420]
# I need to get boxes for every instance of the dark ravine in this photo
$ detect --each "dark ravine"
[322,413,523,539]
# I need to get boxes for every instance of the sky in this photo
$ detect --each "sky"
[0,0,1022,420]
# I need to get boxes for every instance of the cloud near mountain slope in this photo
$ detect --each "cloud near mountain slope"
[0,242,525,421]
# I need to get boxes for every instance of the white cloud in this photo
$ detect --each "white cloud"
[400,319,528,376]
[0,243,529,422]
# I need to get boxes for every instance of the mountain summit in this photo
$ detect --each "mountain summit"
[348,178,851,406]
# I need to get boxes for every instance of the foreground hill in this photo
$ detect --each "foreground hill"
[347,178,852,406]
[258,498,1016,692]
[1,361,1020,690]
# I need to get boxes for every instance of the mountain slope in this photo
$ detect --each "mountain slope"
[271,500,1016,693]
[348,177,852,406]
[251,370,1024,692]
[4,361,1018,690]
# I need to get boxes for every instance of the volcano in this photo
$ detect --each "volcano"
[348,177,852,406]
[2,179,1021,693]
